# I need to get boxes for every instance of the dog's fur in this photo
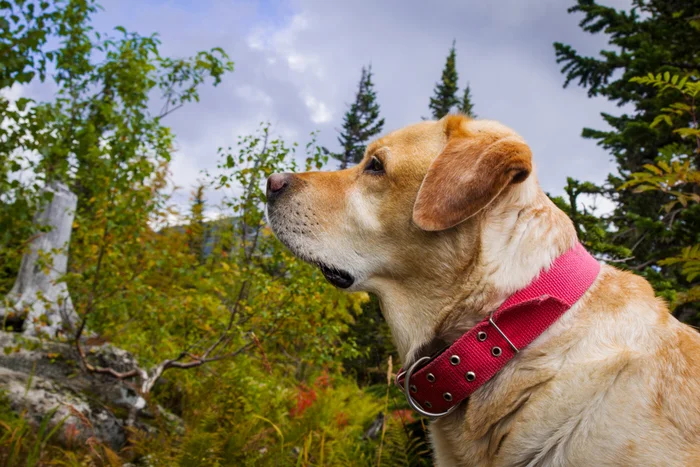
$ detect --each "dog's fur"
[266,115,700,466]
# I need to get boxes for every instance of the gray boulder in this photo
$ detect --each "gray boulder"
[0,331,182,450]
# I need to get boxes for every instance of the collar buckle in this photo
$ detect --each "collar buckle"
[401,356,459,419]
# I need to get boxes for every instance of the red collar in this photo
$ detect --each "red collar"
[395,243,600,418]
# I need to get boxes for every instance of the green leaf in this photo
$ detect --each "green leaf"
[15,97,30,111]
[643,164,663,175]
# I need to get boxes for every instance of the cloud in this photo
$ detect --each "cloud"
[0,83,24,102]
[22,0,633,213]
[234,85,273,106]
[302,92,332,124]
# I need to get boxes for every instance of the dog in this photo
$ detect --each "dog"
[266,114,700,466]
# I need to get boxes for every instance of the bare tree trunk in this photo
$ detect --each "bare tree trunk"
[1,182,79,337]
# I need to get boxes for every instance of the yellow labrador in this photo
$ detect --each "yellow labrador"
[266,114,700,466]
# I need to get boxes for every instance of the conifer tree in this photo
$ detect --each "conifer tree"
[187,183,207,263]
[554,0,700,322]
[429,41,460,119]
[334,65,385,169]
[459,82,476,117]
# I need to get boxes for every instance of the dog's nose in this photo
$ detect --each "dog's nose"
[266,173,291,203]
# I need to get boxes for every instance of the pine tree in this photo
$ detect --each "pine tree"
[459,82,476,117]
[429,41,460,119]
[187,183,207,263]
[548,178,630,259]
[554,0,700,322]
[334,65,385,169]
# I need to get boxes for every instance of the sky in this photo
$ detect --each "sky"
[22,0,634,215]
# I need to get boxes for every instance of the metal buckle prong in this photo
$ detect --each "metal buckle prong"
[488,313,519,353]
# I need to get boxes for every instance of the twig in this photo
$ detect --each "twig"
[199,280,250,361]
[629,259,659,271]
[74,187,115,342]
[77,335,254,397]
[76,339,140,380]
[159,103,184,119]
[593,255,634,264]
[660,61,700,71]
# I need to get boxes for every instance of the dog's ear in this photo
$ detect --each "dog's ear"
[412,120,532,231]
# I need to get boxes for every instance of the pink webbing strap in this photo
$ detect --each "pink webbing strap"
[396,243,600,415]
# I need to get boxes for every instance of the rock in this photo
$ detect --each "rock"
[0,367,126,449]
[0,331,183,450]
[363,412,385,440]
[0,182,79,337]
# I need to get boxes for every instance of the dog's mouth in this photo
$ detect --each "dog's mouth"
[265,209,356,289]
[317,263,354,289]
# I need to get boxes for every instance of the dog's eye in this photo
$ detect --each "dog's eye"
[364,156,385,175]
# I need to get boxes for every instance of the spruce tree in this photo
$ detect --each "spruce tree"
[429,41,460,119]
[459,82,476,117]
[187,183,207,264]
[554,0,700,322]
[334,65,385,169]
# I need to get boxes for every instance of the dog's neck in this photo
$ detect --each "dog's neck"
[374,176,578,363]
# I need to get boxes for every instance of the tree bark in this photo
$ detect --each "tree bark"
[1,182,79,337]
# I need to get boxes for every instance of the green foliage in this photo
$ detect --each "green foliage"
[333,65,385,169]
[458,83,476,118]
[123,357,433,466]
[0,1,431,464]
[62,121,369,388]
[428,42,476,120]
[622,71,700,311]
[0,0,234,300]
[342,295,396,386]
[429,41,459,119]
[629,72,700,140]
[622,156,699,212]
[554,0,700,321]
[187,183,208,265]
[549,178,632,259]
[0,0,76,294]
[661,244,700,281]
[376,419,431,467]
[0,390,94,466]
[364,380,432,467]
[659,244,700,307]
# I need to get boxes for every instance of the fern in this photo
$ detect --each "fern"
[660,244,700,306]
[377,418,431,467]
[661,244,700,282]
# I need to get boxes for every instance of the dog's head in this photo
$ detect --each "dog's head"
[266,115,533,293]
